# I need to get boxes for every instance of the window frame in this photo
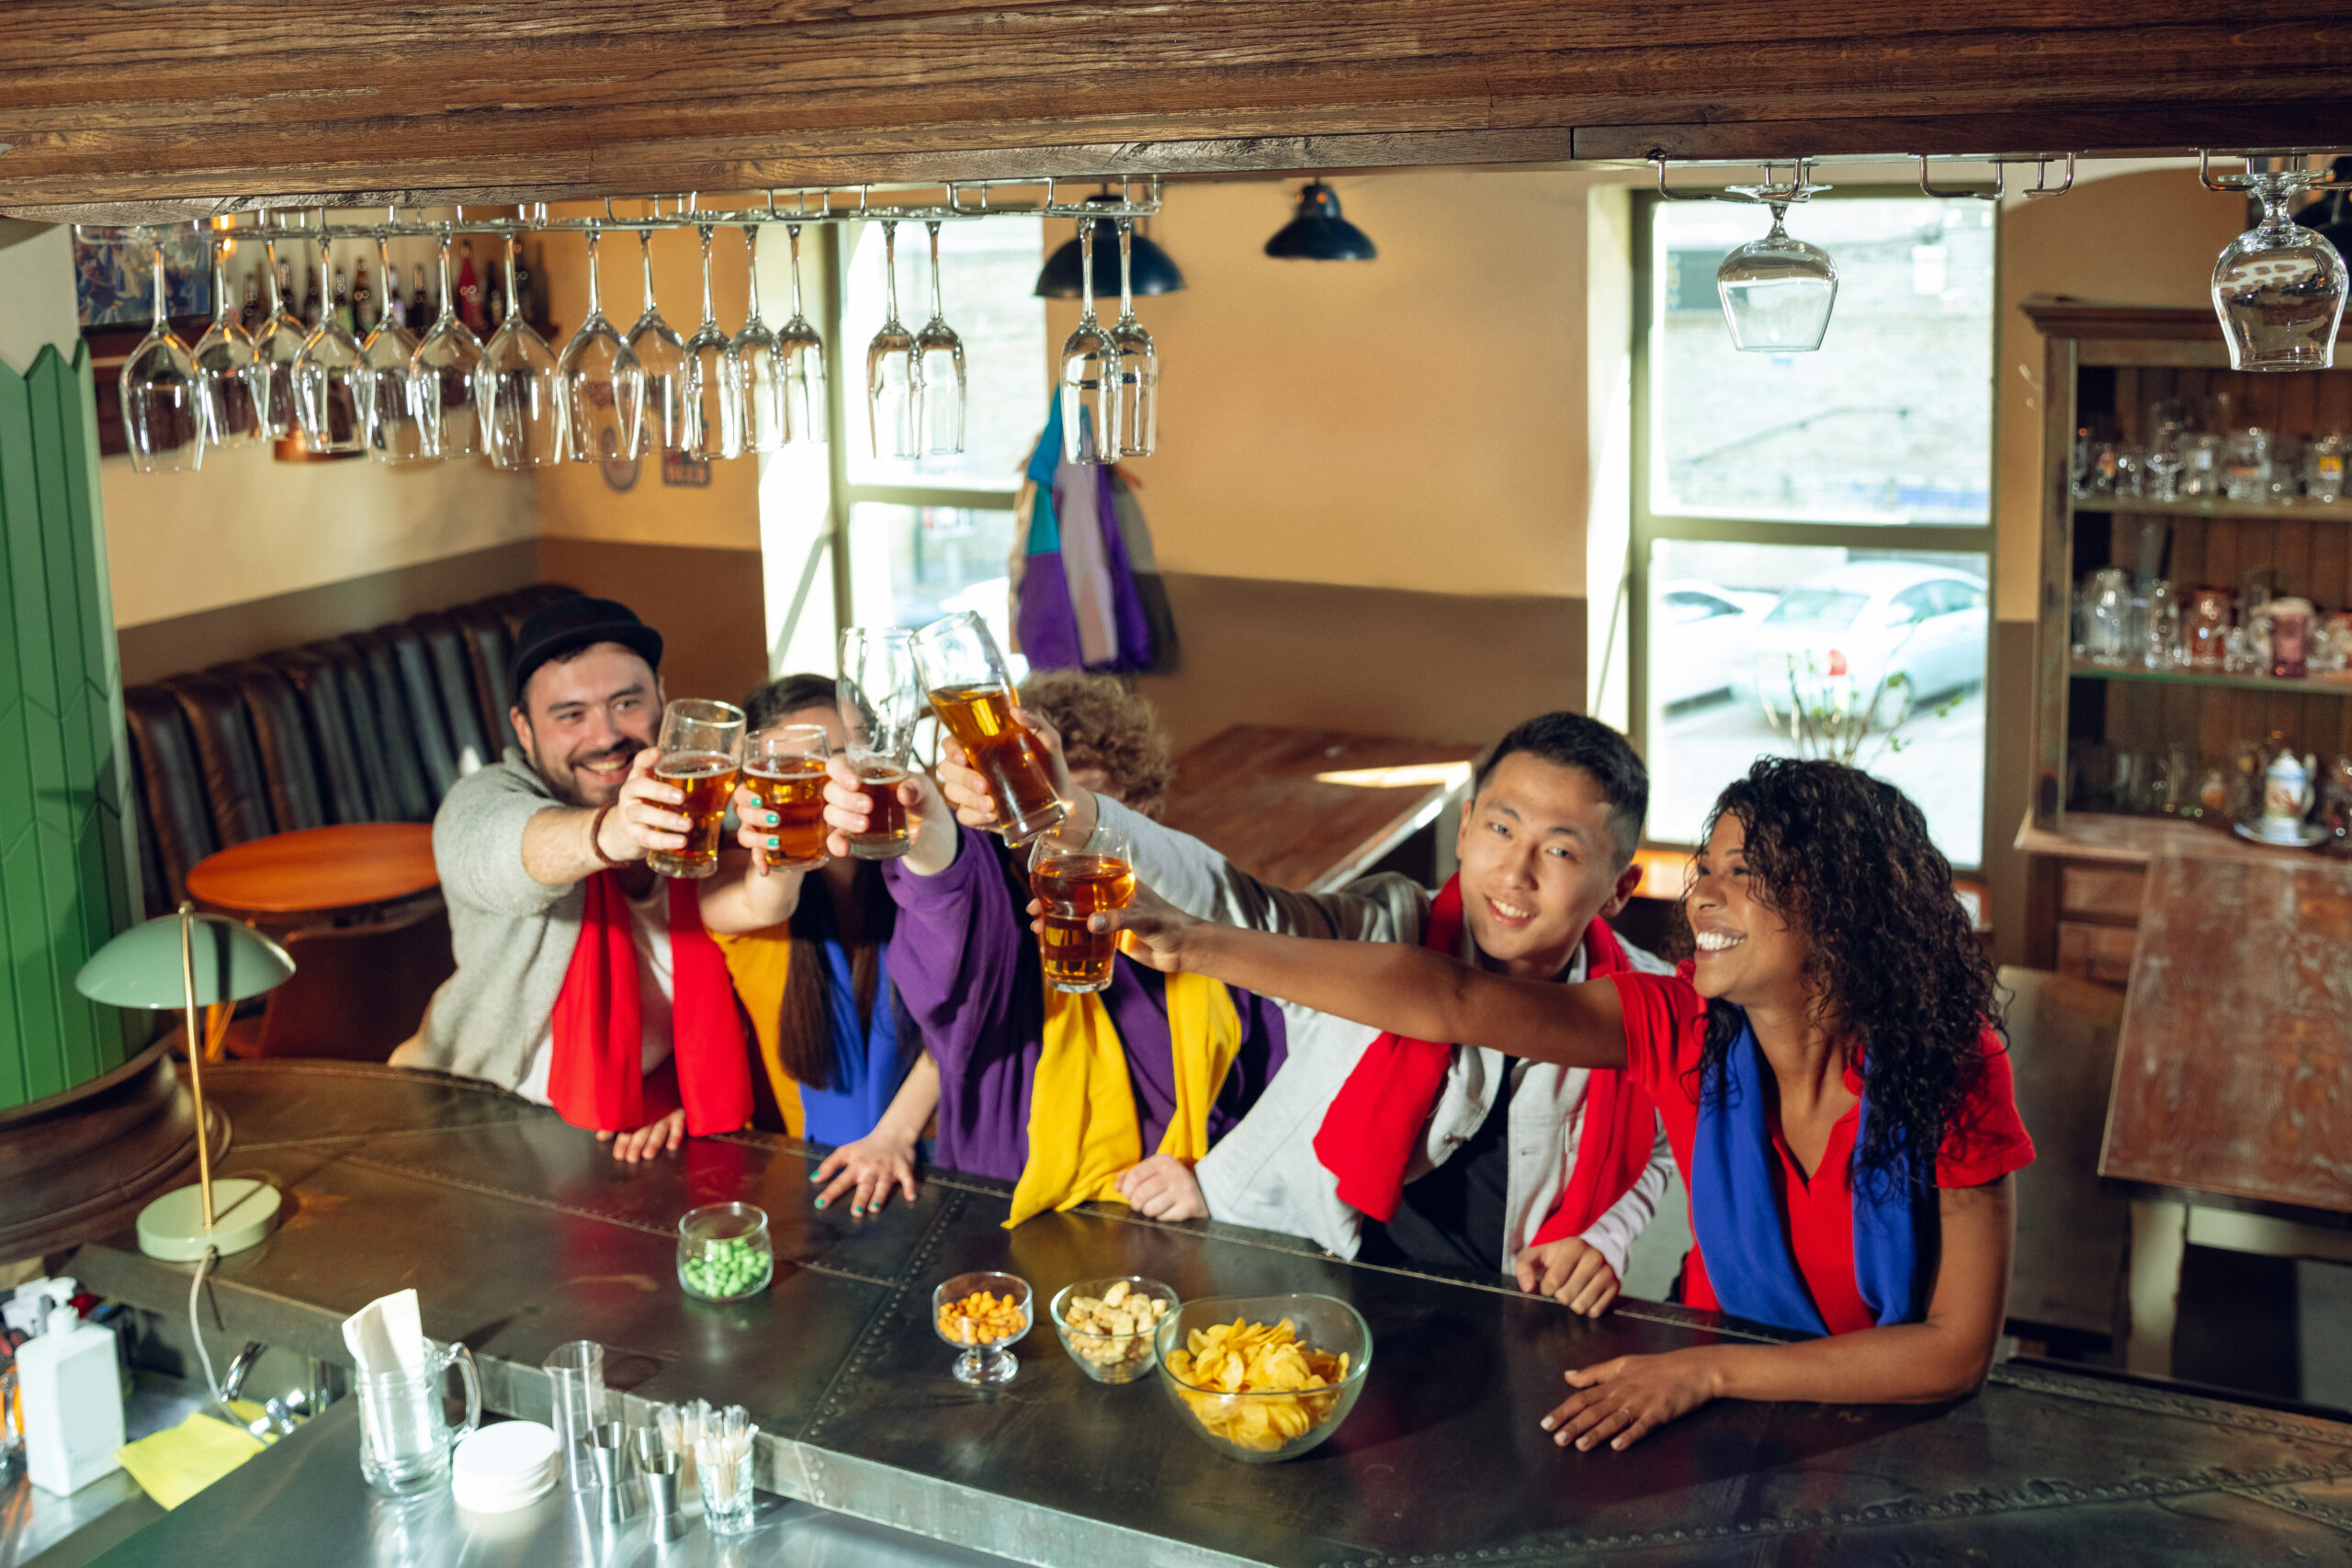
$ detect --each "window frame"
[1626,187,2001,869]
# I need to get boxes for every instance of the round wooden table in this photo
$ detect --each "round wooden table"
[187,822,439,920]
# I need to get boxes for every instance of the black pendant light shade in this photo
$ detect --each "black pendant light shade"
[1034,197,1186,299]
[1263,183,1376,261]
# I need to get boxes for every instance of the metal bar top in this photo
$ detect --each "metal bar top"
[72,1063,2352,1566]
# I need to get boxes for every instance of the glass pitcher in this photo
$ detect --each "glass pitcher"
[356,1340,481,1496]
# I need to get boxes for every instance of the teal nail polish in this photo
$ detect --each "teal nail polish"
[767,836,781,849]
[851,1203,864,1216]
[814,1197,827,1209]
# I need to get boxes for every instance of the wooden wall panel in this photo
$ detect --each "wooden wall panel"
[1,3,2349,212]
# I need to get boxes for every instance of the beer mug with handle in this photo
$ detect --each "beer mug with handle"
[837,627,924,861]
[910,611,1069,845]
[357,1340,481,1496]
[647,700,746,879]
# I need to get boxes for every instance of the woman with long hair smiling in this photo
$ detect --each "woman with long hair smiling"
[1091,756,2033,1452]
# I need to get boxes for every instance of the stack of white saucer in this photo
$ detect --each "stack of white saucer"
[452,1421,561,1514]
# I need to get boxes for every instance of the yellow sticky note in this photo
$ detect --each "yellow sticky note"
[116,1411,266,1509]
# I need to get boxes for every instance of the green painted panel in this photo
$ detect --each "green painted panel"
[26,352,86,719]
[1,836,65,1104]
[56,683,97,804]
[0,696,34,857]
[0,901,21,1109]
[50,348,113,702]
[0,368,32,716]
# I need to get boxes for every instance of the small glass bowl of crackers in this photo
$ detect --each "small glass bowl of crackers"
[1154,1294,1371,1462]
[933,1271,1033,1387]
[1047,1277,1178,1384]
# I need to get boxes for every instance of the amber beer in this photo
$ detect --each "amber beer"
[744,759,828,869]
[930,683,1068,842]
[648,751,740,878]
[1032,845,1136,993]
[845,759,911,860]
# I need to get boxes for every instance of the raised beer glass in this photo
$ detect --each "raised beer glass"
[743,723,831,871]
[910,611,1068,844]
[836,626,923,861]
[647,699,745,879]
[1030,821,1135,993]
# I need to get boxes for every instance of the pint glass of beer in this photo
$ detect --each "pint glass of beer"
[1030,822,1136,993]
[647,699,746,879]
[743,723,831,870]
[910,611,1069,844]
[837,626,923,861]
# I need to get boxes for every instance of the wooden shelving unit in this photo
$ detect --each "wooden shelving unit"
[2018,299,2352,979]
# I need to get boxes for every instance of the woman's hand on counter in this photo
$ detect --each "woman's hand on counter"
[598,1108,686,1163]
[1541,1347,1725,1452]
[812,1128,922,1217]
[1116,1154,1208,1221]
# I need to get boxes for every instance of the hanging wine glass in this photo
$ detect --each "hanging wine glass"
[190,225,260,457]
[777,221,827,445]
[914,220,965,457]
[866,220,924,459]
[730,225,787,454]
[413,220,484,460]
[292,225,367,454]
[2213,165,2347,372]
[1715,200,1838,353]
[627,220,689,456]
[476,231,565,468]
[682,224,741,462]
[119,230,200,473]
[558,227,646,464]
[1057,215,1120,464]
[1108,216,1158,459]
[248,215,307,440]
[361,225,435,464]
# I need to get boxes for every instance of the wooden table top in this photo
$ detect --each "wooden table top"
[187,822,439,916]
[1159,724,1480,893]
[2103,852,2352,1213]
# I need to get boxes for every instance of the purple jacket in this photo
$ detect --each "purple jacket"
[883,827,1287,1182]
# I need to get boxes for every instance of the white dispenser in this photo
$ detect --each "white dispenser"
[17,1285,124,1495]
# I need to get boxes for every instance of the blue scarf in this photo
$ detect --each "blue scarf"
[1688,1014,1929,1336]
[795,910,910,1148]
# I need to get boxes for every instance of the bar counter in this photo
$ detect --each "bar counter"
[68,1063,2352,1565]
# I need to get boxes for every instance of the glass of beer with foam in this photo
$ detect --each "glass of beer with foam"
[743,723,831,871]
[837,626,923,861]
[647,699,745,879]
[910,611,1069,845]
[1030,820,1136,993]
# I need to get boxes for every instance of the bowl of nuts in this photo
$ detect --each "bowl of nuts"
[1048,1277,1177,1384]
[933,1271,1033,1387]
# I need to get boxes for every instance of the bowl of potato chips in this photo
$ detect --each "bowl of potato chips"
[1153,1295,1370,1461]
[1050,1277,1178,1384]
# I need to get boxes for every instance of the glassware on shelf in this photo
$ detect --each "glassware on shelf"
[914,220,966,457]
[293,231,367,455]
[2212,166,2348,372]
[682,225,740,463]
[865,220,923,460]
[2267,432,2305,502]
[191,230,260,457]
[558,228,646,466]
[2316,756,2352,853]
[1057,217,1120,465]
[777,222,827,446]
[731,225,787,455]
[413,224,485,461]
[2177,432,2222,499]
[2307,432,2347,502]
[2141,579,2180,669]
[627,224,689,457]
[360,234,435,466]
[2081,567,2132,666]
[2266,596,2314,680]
[2220,427,2274,502]
[477,234,565,469]
[119,232,200,473]
[2111,445,2147,498]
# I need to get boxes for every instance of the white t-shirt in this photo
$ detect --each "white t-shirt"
[514,879,676,1106]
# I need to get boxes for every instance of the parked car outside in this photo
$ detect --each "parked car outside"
[1650,579,1777,709]
[1738,561,1988,716]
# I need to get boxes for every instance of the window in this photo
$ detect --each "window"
[1633,196,1996,867]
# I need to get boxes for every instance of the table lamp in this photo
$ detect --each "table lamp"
[76,904,294,1261]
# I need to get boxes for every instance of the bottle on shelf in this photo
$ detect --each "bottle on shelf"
[351,258,373,331]
[410,263,431,327]
[300,264,321,328]
[332,266,354,333]
[240,273,260,332]
[514,243,537,329]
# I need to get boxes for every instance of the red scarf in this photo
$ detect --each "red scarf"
[547,873,752,1137]
[1311,877,1655,1245]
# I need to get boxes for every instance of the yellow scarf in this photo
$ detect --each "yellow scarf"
[708,926,805,1138]
[1004,973,1243,1227]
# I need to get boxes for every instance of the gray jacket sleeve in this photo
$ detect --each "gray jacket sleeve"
[1098,795,1422,945]
[432,759,572,918]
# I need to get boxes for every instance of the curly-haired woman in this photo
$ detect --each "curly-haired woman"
[1096,756,2032,1452]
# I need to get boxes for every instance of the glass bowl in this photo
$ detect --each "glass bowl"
[676,1202,773,1302]
[1154,1294,1370,1462]
[933,1271,1032,1386]
[1047,1277,1177,1384]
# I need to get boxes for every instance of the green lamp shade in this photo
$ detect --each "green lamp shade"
[76,913,294,1010]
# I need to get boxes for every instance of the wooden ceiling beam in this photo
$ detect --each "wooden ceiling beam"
[3,2,2348,218]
